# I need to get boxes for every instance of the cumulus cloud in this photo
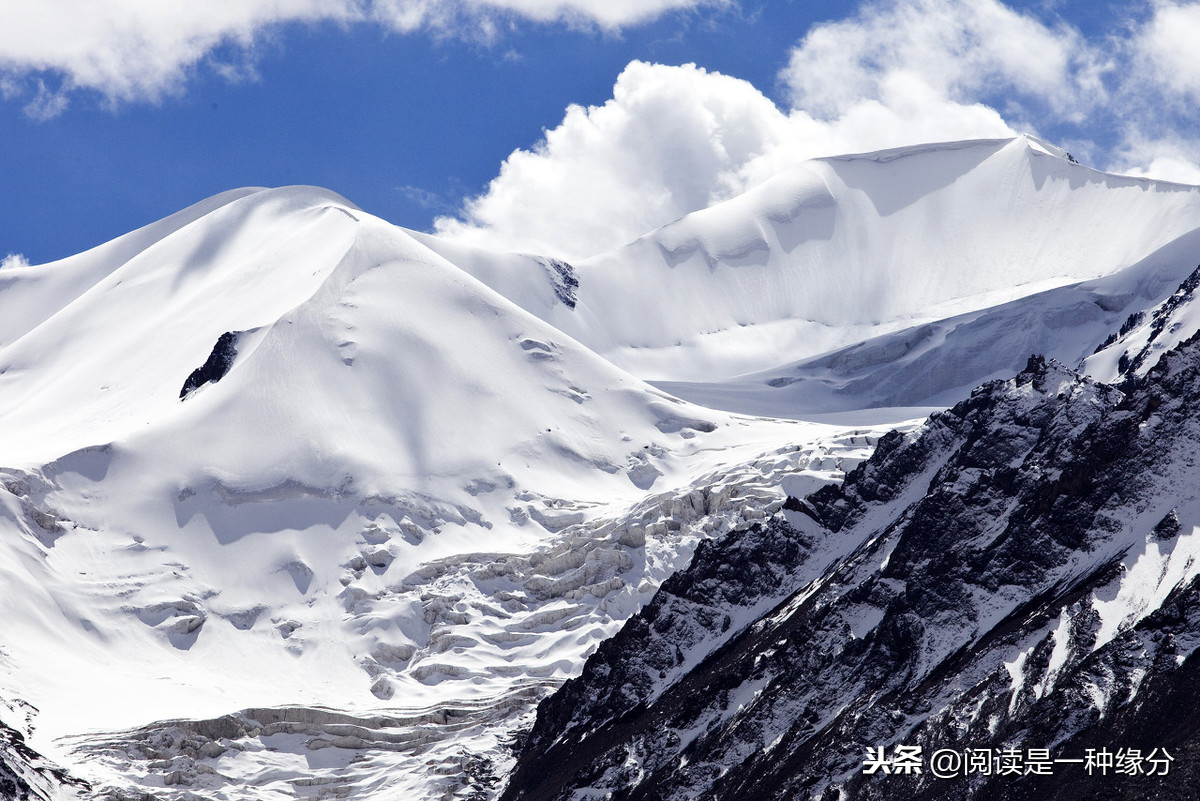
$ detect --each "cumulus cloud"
[1,253,30,270]
[435,61,804,258]
[435,0,1200,260]
[435,58,1019,259]
[0,0,723,114]
[781,0,1104,124]
[1136,1,1200,105]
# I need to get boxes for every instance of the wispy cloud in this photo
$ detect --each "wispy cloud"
[22,79,69,121]
[372,0,730,33]
[396,184,455,213]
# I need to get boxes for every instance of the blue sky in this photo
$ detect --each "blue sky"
[3,0,1199,265]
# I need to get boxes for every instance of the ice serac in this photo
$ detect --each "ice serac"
[502,337,1200,800]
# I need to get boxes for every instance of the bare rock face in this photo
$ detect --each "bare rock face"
[502,337,1200,801]
[0,707,84,800]
[536,257,579,310]
[179,331,240,399]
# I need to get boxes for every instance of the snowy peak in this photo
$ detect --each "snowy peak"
[529,136,1200,387]
[0,172,851,792]
[0,186,366,465]
[0,183,708,489]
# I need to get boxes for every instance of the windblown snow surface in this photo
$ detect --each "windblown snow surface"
[3,135,1200,799]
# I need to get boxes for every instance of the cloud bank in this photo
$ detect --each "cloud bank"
[438,0,1200,260]
[0,0,724,111]
[10,0,1200,262]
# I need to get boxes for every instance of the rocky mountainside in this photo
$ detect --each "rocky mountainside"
[0,705,80,801]
[503,335,1200,800]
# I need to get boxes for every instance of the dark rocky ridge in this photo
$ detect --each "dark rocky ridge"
[179,331,240,399]
[502,338,1200,800]
[0,712,84,800]
[537,257,579,309]
[1101,264,1200,377]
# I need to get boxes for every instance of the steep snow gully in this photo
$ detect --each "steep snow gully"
[4,136,1200,799]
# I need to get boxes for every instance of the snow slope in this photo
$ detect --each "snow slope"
[420,135,1200,412]
[574,136,1200,383]
[0,185,887,799]
[659,225,1200,415]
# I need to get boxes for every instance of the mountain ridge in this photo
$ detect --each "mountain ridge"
[500,337,1200,800]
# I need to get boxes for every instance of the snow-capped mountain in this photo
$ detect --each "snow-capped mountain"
[424,136,1200,400]
[502,341,1200,800]
[4,136,1200,799]
[0,183,879,799]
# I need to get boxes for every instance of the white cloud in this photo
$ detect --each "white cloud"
[1110,132,1200,186]
[435,0,1200,260]
[435,61,804,259]
[0,1,349,107]
[23,80,69,121]
[1137,2,1200,104]
[781,0,1103,126]
[0,0,723,113]
[372,0,728,33]
[1,253,30,270]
